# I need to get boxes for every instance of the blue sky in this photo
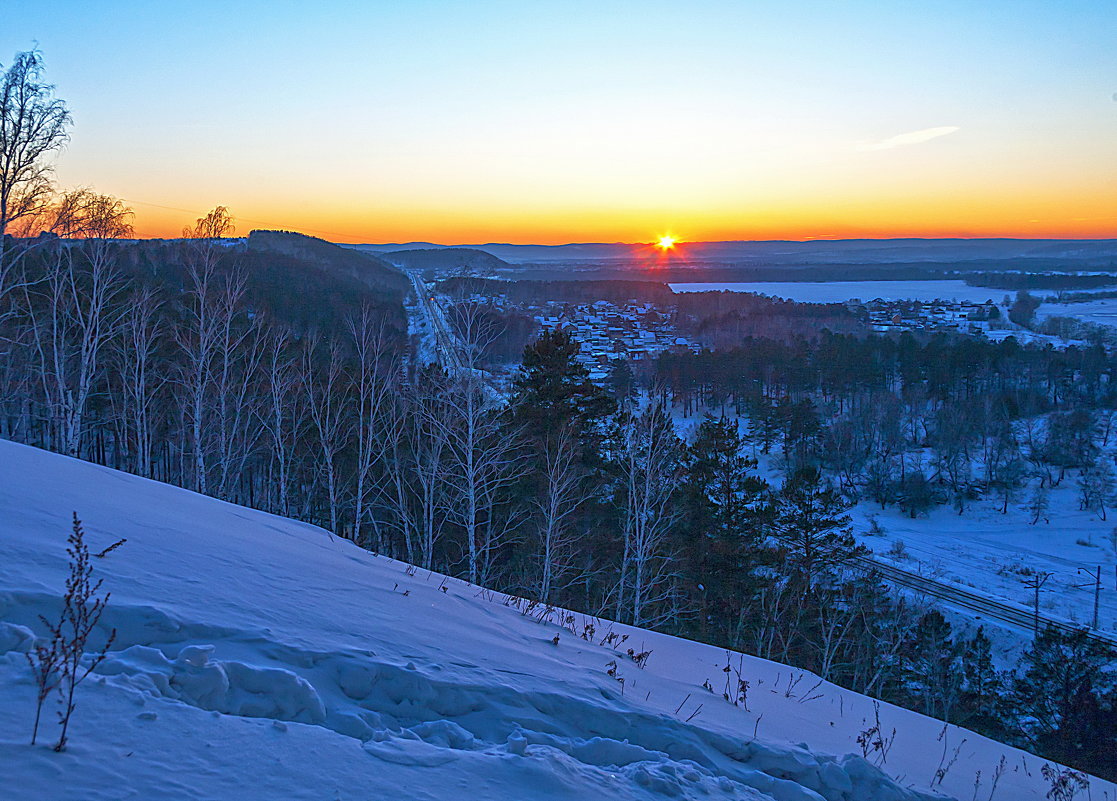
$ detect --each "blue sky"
[5,0,1116,241]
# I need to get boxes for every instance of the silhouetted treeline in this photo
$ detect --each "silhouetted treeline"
[671,290,865,346]
[656,333,1117,519]
[384,247,509,272]
[247,230,410,301]
[437,276,676,305]
[107,234,408,334]
[964,271,1117,290]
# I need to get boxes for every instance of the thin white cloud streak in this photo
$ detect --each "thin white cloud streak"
[857,126,961,152]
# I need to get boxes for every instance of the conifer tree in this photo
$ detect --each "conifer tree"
[1012,627,1116,766]
[511,329,614,447]
[509,330,616,605]
[959,627,1005,734]
[773,466,865,593]
[903,610,963,721]
[605,357,635,402]
[682,416,771,639]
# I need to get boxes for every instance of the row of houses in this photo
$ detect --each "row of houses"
[533,300,697,380]
[852,298,1002,333]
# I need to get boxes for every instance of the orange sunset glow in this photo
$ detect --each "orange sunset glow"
[117,192,1117,245]
[5,2,1116,245]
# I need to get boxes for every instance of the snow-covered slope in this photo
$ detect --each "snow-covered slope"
[0,440,1108,801]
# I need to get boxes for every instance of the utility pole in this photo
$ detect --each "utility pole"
[1022,572,1053,638]
[1075,566,1102,630]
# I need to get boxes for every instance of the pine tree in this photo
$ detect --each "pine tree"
[682,416,772,639]
[773,466,865,593]
[511,329,614,455]
[509,330,616,608]
[958,627,1005,734]
[605,358,635,402]
[1012,627,1116,766]
[903,610,963,721]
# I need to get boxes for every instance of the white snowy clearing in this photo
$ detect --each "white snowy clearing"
[851,486,1117,640]
[1038,297,1117,330]
[1,440,1111,801]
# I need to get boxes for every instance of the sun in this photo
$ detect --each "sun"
[655,234,678,251]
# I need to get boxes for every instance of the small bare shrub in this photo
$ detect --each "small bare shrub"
[26,627,63,745]
[29,513,120,751]
[857,701,897,766]
[1041,764,1088,801]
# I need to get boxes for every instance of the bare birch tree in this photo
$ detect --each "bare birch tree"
[110,284,166,477]
[379,388,420,562]
[211,288,264,501]
[27,191,131,457]
[348,308,396,549]
[301,331,349,534]
[260,323,300,516]
[531,422,592,602]
[0,50,70,320]
[176,206,234,494]
[614,393,684,627]
[407,367,453,568]
[441,368,524,584]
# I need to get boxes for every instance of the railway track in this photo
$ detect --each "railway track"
[408,271,463,371]
[854,556,1117,647]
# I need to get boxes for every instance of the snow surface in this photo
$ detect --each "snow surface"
[851,487,1117,639]
[1039,297,1117,330]
[1,440,1112,801]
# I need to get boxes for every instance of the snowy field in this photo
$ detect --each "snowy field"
[1038,297,1117,329]
[2,440,1112,800]
[850,490,1117,638]
[668,281,1013,304]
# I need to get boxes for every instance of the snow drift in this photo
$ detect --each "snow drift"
[0,439,1109,800]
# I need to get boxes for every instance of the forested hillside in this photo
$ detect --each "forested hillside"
[382,247,510,272]
[0,210,407,516]
[107,230,408,333]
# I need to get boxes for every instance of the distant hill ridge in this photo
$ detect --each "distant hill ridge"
[249,230,409,297]
[347,238,1117,265]
[103,230,409,335]
[380,247,509,271]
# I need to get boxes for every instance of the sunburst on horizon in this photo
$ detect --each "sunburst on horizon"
[655,234,678,251]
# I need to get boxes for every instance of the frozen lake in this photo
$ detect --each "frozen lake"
[669,280,1012,304]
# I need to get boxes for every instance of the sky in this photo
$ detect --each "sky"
[4,0,1116,243]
